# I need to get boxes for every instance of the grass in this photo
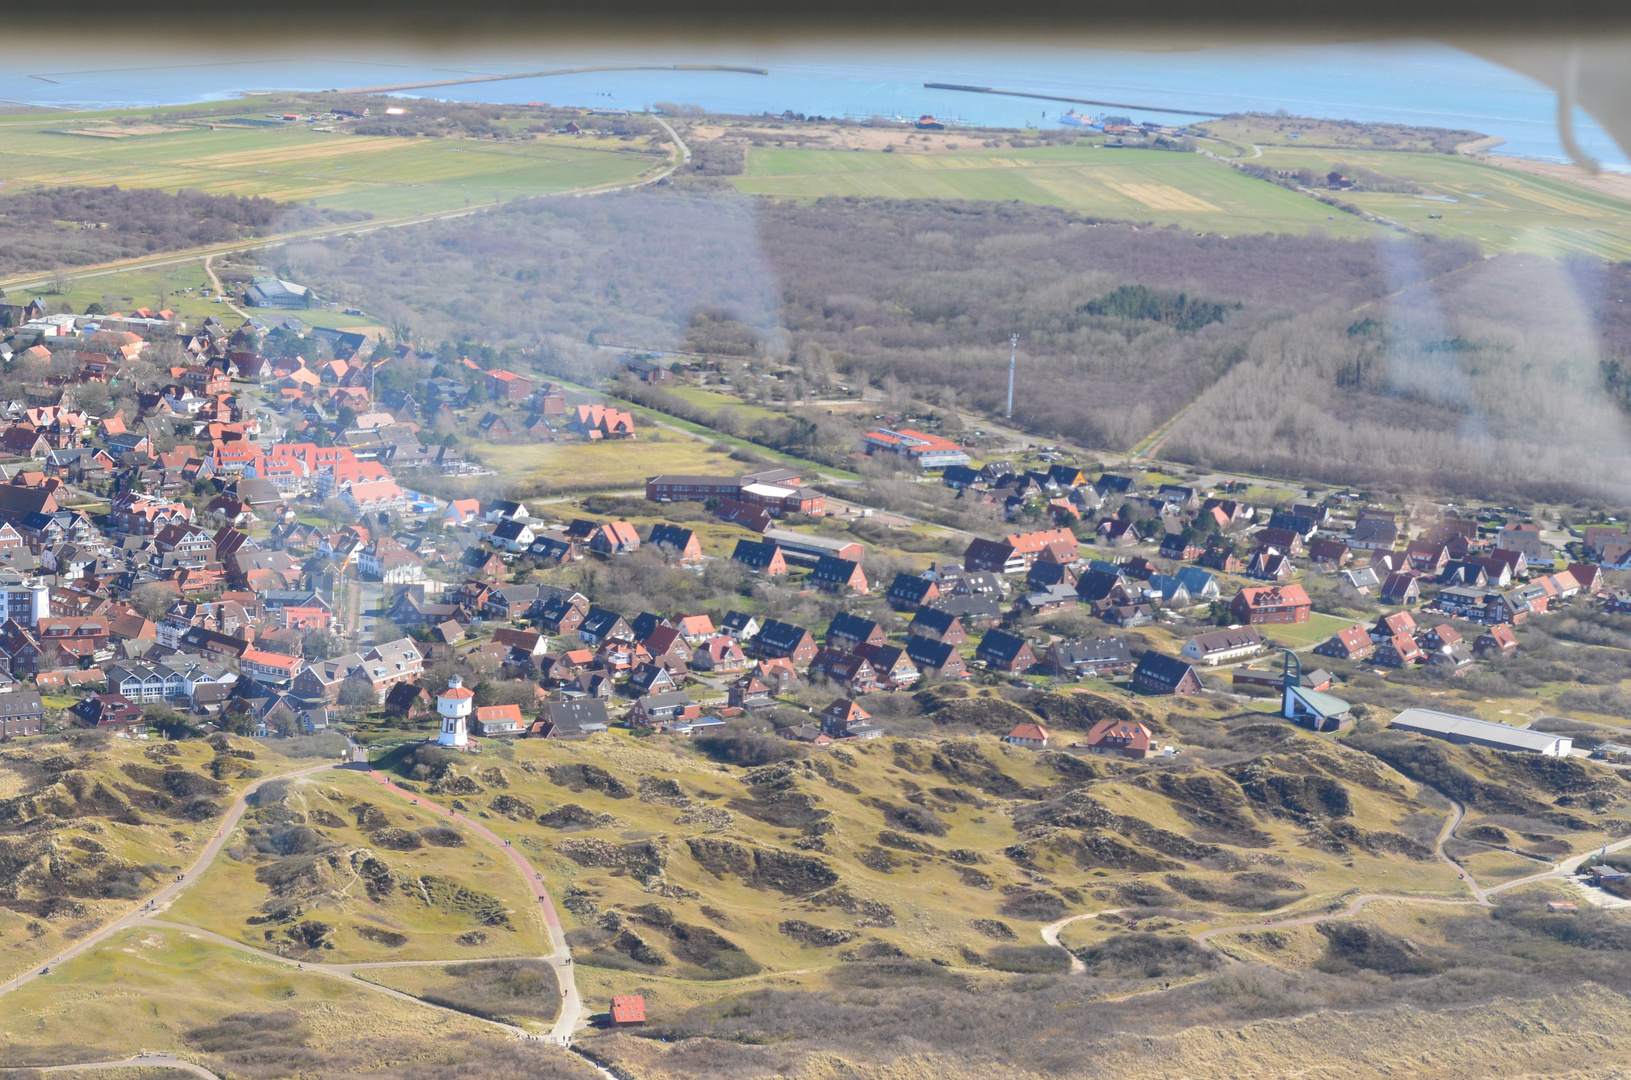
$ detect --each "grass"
[733,145,1382,239]
[732,141,1631,258]
[0,925,491,1067]
[163,769,551,964]
[470,431,729,493]
[354,959,561,1033]
[661,386,784,424]
[0,734,321,984]
[408,716,1474,989]
[0,113,666,218]
[1251,146,1631,259]
[1263,610,1358,649]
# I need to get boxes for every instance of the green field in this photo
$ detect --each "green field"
[1267,610,1360,649]
[0,114,665,218]
[733,143,1631,256]
[471,430,728,492]
[661,385,785,424]
[1251,146,1631,258]
[733,145,1382,238]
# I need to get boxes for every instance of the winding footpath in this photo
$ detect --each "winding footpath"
[361,769,583,1041]
[1038,801,1631,973]
[0,1054,219,1079]
[0,759,338,1002]
[0,751,591,1077]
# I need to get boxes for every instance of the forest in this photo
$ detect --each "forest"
[287,190,1481,451]
[277,181,1631,497]
[0,186,369,277]
[1162,251,1631,500]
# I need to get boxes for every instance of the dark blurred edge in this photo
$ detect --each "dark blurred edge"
[24,0,1631,38]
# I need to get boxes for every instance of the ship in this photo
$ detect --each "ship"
[1057,109,1097,128]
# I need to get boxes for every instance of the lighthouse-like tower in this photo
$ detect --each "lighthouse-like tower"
[437,675,474,747]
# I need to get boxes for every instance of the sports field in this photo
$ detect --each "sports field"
[0,115,665,217]
[733,145,1382,238]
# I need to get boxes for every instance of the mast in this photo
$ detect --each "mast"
[1006,334,1018,419]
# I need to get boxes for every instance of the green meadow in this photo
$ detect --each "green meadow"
[733,143,1631,256]
[734,145,1381,238]
[1250,146,1631,259]
[0,115,664,217]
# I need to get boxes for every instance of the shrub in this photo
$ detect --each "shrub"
[984,944,1073,973]
[1077,933,1221,979]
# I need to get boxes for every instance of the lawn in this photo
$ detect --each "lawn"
[733,145,1383,239]
[0,111,665,218]
[1252,146,1631,259]
[1264,610,1356,649]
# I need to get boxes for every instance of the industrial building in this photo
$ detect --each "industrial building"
[1388,708,1573,756]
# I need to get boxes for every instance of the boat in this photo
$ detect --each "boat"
[1057,109,1097,128]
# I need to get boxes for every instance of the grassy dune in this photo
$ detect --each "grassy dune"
[165,768,551,964]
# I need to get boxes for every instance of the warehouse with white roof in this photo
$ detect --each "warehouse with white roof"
[1388,708,1573,756]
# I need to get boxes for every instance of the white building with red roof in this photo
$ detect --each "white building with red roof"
[862,428,970,470]
[437,674,474,747]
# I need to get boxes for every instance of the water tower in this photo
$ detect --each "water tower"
[437,674,474,747]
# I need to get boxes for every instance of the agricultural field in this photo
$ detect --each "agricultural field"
[733,145,1383,238]
[0,111,666,219]
[1249,146,1631,258]
[730,139,1631,259]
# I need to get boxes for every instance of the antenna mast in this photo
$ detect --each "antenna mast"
[1006,334,1018,418]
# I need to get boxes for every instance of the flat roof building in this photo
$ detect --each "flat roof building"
[1389,708,1573,756]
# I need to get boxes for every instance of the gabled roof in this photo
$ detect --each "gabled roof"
[976,629,1030,662]
[1133,651,1197,689]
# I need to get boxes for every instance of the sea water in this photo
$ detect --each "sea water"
[0,40,1623,170]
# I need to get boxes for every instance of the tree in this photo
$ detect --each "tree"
[302,629,340,660]
[371,617,403,646]
[129,583,176,621]
[337,678,378,711]
[323,498,356,529]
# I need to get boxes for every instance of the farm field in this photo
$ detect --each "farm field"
[0,115,665,217]
[733,145,1383,238]
[732,142,1631,258]
[1251,146,1631,258]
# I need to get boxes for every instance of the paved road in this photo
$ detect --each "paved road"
[0,759,340,1000]
[0,1053,219,1078]
[1485,833,1631,897]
